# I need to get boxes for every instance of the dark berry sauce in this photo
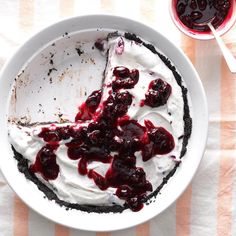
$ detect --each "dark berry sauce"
[75,89,101,121]
[30,144,59,180]
[112,67,139,91]
[175,0,232,32]
[34,65,175,211]
[144,79,171,107]
[142,120,175,161]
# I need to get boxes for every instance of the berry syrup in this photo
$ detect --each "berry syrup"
[175,0,233,33]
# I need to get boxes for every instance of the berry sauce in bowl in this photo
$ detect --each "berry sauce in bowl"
[170,0,236,40]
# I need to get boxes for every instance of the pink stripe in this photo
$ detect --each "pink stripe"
[13,196,29,236]
[140,0,156,23]
[217,154,234,236]
[180,35,196,64]
[55,224,70,236]
[96,232,111,236]
[59,0,74,17]
[19,0,34,31]
[100,0,115,12]
[136,222,150,236]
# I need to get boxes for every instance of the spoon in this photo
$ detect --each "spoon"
[207,22,236,73]
[195,17,236,73]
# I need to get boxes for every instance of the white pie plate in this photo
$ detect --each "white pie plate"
[0,15,208,231]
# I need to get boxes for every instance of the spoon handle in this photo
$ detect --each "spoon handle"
[207,22,236,73]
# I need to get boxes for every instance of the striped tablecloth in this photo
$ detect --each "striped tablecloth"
[1,0,236,235]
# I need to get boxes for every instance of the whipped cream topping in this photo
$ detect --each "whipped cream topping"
[8,35,186,208]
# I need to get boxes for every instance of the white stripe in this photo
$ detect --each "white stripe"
[0,0,19,36]
[70,229,95,236]
[190,150,219,236]
[150,204,176,236]
[74,0,101,15]
[0,0,20,58]
[195,40,222,116]
[154,0,182,47]
[114,0,140,20]
[34,0,60,29]
[0,57,6,70]
[29,209,55,236]
[207,120,221,150]
[113,226,135,236]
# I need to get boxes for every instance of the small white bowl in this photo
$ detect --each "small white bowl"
[0,15,208,231]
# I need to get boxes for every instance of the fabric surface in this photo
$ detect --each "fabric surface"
[1,0,236,235]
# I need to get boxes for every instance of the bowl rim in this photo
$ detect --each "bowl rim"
[0,14,208,231]
[169,0,236,40]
